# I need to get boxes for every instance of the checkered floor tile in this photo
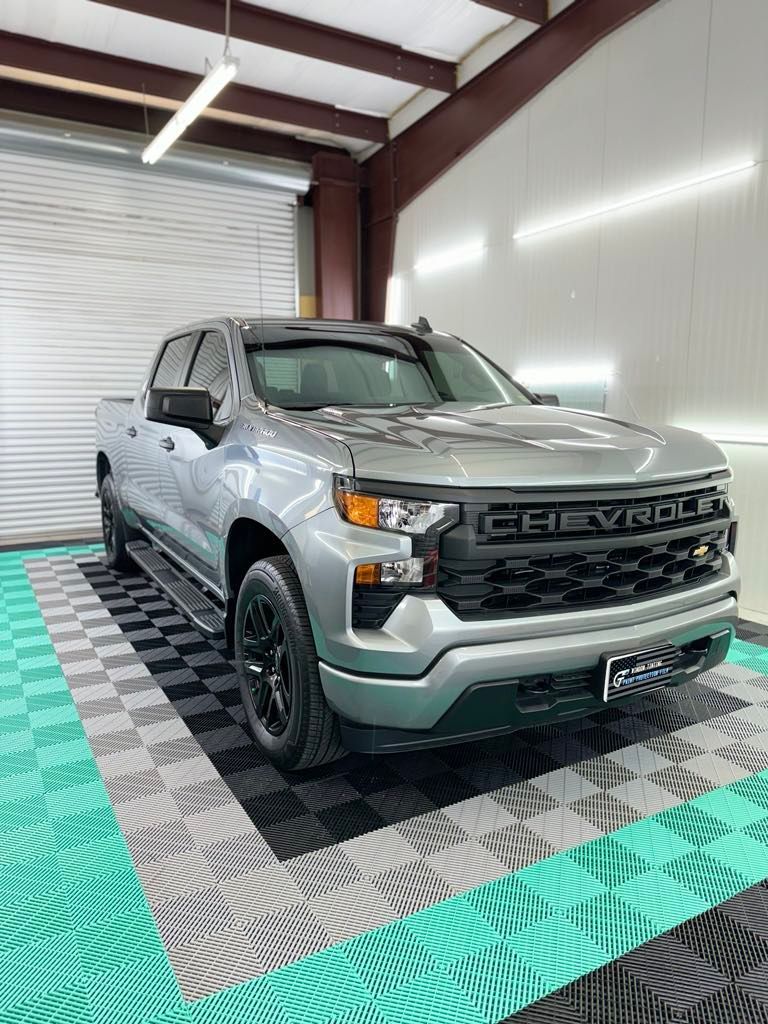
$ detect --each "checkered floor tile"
[22,553,768,1005]
[505,878,768,1023]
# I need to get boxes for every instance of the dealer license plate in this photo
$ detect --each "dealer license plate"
[602,645,679,701]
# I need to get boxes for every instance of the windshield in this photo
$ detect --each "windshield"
[243,325,532,409]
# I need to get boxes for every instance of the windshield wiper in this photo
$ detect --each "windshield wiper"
[277,402,403,410]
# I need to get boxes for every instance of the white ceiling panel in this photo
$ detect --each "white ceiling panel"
[0,0,417,113]
[0,0,529,152]
[245,0,512,60]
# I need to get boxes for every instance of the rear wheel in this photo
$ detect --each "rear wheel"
[235,555,345,770]
[100,474,134,572]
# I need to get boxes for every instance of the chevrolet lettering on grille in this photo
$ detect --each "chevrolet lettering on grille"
[481,493,727,536]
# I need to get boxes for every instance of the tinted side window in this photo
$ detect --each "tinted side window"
[152,335,191,387]
[187,332,233,422]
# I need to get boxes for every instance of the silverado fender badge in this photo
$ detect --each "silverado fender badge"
[241,423,277,438]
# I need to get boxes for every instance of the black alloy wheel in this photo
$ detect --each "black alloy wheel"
[100,473,136,571]
[234,555,345,770]
[101,484,116,559]
[242,593,292,735]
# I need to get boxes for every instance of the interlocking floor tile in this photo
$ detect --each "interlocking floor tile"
[506,880,768,1023]
[8,550,768,1021]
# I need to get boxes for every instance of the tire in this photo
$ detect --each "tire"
[100,473,135,572]
[235,555,345,770]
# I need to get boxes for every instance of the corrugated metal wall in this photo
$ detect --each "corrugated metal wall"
[390,0,768,620]
[0,147,298,542]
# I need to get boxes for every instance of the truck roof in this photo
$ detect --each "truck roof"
[163,316,444,340]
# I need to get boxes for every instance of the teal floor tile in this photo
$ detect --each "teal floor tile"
[376,971,486,1024]
[403,895,502,965]
[449,941,551,1021]
[517,852,607,912]
[342,921,438,997]
[615,867,710,931]
[507,915,609,989]
[704,829,768,877]
[266,948,372,1024]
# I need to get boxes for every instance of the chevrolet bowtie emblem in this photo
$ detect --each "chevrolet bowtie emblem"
[692,544,710,558]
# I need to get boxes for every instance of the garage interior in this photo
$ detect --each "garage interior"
[1,1,768,1023]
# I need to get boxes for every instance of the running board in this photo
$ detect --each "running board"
[126,541,225,639]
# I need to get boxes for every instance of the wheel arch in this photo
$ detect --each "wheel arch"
[96,451,111,490]
[225,517,291,600]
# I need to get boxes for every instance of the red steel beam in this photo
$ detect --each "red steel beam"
[0,79,329,163]
[472,0,548,25]
[0,30,387,143]
[312,153,360,319]
[91,0,457,93]
[362,0,661,320]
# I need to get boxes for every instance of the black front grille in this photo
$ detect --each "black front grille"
[438,527,727,619]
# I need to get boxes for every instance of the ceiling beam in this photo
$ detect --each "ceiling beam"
[0,79,330,163]
[0,31,388,143]
[471,0,548,25]
[362,0,662,320]
[91,0,457,93]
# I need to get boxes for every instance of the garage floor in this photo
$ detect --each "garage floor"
[3,544,768,1024]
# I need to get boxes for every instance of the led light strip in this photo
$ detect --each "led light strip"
[513,159,756,240]
[704,433,768,446]
[415,240,485,274]
[515,364,613,386]
[142,55,239,165]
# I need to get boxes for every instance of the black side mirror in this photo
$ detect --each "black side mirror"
[534,392,560,406]
[145,387,213,428]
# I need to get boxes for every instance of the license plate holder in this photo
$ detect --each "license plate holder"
[601,644,679,701]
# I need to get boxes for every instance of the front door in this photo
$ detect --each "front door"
[158,329,236,577]
[123,332,194,533]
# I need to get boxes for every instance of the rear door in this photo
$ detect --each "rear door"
[158,327,237,576]
[123,332,195,531]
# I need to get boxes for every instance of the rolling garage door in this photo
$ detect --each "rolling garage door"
[0,136,300,543]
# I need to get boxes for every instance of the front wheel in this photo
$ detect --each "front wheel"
[100,474,134,572]
[235,555,345,770]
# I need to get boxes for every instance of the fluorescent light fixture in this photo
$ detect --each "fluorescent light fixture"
[703,432,768,446]
[142,55,239,165]
[415,240,485,275]
[513,159,756,240]
[515,364,613,386]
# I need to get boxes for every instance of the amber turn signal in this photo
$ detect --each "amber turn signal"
[354,563,381,585]
[337,491,380,529]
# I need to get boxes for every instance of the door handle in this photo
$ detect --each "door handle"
[125,426,137,438]
[158,437,175,451]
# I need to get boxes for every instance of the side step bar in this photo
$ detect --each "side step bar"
[126,541,225,639]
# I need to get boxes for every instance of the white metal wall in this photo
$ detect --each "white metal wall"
[391,0,768,620]
[0,148,298,542]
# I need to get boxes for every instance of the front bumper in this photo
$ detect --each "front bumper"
[283,507,739,750]
[319,594,738,750]
[285,509,740,676]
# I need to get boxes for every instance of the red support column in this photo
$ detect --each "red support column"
[311,153,360,320]
[361,143,397,325]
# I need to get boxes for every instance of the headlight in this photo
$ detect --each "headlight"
[334,478,457,536]
[335,478,459,621]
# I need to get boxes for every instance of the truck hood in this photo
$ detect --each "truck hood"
[277,403,727,488]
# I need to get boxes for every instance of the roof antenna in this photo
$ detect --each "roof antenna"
[411,315,432,333]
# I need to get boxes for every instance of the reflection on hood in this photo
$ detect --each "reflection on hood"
[275,403,728,488]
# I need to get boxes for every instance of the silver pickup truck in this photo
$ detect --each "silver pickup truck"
[95,316,739,769]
